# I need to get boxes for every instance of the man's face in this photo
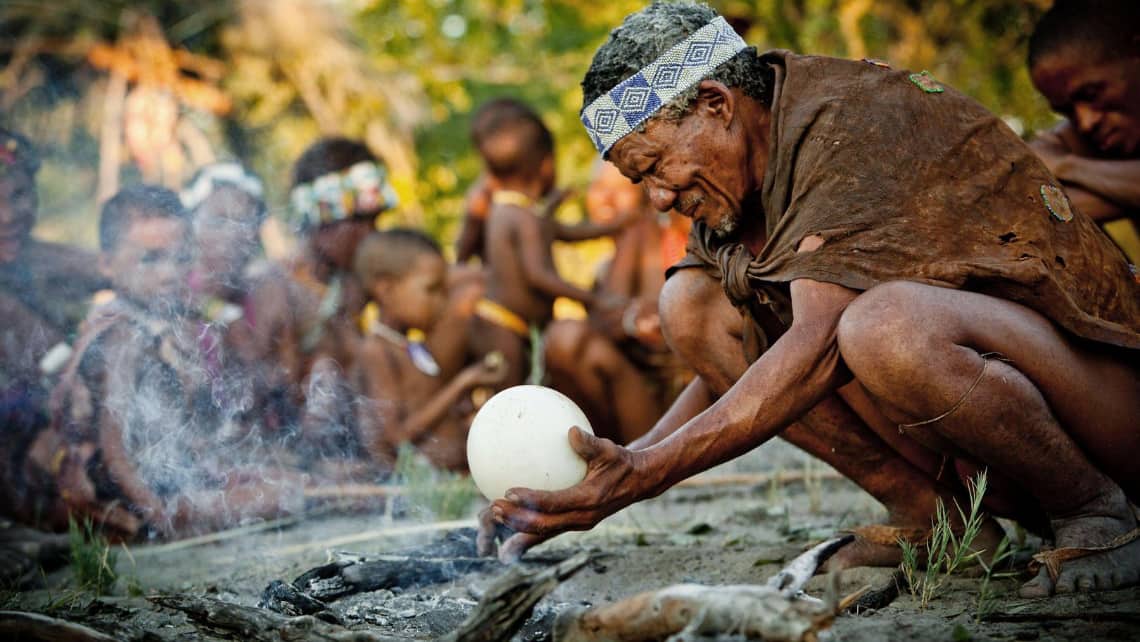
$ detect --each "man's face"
[0,171,37,264]
[192,186,263,292]
[102,214,192,309]
[607,100,755,237]
[1032,51,1140,157]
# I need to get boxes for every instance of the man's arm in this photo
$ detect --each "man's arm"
[356,342,498,458]
[626,376,714,450]
[489,274,859,552]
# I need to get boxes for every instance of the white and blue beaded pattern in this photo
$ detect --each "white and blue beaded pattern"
[580,16,748,156]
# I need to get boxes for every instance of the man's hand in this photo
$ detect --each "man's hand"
[477,426,650,562]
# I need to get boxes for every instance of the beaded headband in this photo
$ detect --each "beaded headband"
[580,16,748,156]
[180,162,265,213]
[288,161,399,229]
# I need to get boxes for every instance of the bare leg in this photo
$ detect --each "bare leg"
[837,280,1140,596]
[660,269,1004,569]
[544,320,663,444]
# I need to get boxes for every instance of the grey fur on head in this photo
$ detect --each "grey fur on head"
[581,2,771,127]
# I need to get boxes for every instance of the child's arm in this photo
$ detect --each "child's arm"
[356,344,501,460]
[514,210,616,309]
[456,178,492,262]
[94,334,172,531]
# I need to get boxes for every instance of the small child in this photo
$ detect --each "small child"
[352,229,503,472]
[1027,0,1140,260]
[286,137,399,374]
[27,185,299,540]
[469,98,627,388]
[183,161,300,437]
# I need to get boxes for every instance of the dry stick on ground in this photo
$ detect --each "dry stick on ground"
[0,610,119,642]
[150,595,398,642]
[442,552,593,642]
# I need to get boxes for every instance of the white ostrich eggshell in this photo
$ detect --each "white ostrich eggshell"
[466,385,593,501]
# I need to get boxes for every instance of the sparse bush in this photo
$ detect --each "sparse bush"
[395,444,479,520]
[68,517,117,595]
[899,470,991,609]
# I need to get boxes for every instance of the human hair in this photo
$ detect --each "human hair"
[291,137,378,188]
[1028,0,1140,70]
[469,98,554,180]
[99,184,188,253]
[581,1,772,124]
[353,228,443,288]
[0,127,41,178]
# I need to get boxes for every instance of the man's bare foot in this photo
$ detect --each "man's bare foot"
[825,516,1006,572]
[1020,488,1140,598]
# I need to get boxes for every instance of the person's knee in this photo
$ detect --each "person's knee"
[543,320,590,371]
[838,281,933,379]
[660,269,724,361]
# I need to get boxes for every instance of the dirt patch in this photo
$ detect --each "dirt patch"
[4,443,1139,641]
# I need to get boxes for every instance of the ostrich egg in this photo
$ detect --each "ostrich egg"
[466,385,593,500]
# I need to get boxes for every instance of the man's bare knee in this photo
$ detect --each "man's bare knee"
[838,281,938,380]
[660,268,730,358]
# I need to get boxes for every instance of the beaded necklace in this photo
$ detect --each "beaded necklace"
[368,319,440,377]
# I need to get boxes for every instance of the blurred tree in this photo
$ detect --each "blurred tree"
[2,0,1061,250]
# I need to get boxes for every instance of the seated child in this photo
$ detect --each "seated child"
[352,229,503,472]
[284,138,401,464]
[455,101,634,265]
[0,128,105,581]
[183,161,300,438]
[0,128,107,527]
[1027,0,1140,260]
[469,98,627,388]
[27,185,301,540]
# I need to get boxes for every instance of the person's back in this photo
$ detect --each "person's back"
[482,197,563,325]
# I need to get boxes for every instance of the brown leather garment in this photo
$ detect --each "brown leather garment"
[673,51,1140,353]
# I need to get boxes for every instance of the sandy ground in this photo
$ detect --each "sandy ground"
[5,441,1139,641]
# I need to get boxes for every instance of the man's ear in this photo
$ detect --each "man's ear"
[696,80,735,127]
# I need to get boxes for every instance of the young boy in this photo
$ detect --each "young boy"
[1028,0,1140,261]
[352,229,503,472]
[469,99,627,387]
[27,185,300,540]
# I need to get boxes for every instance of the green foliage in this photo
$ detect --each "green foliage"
[68,516,118,595]
[974,534,1014,622]
[898,470,990,609]
[4,0,1062,251]
[394,443,479,520]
